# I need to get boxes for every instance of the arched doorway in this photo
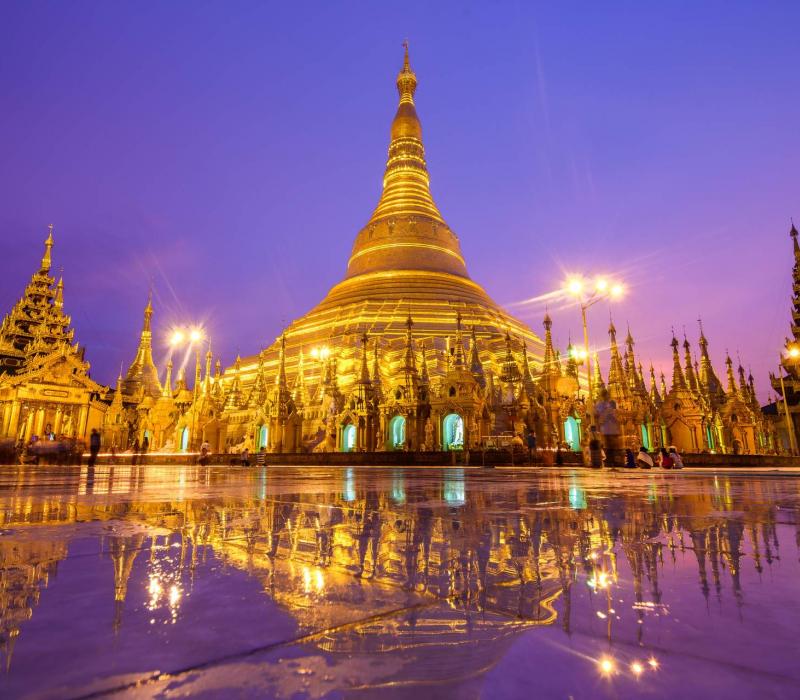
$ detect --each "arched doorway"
[640,424,651,450]
[563,416,581,451]
[442,413,464,451]
[257,424,268,450]
[389,415,406,450]
[341,424,356,452]
[180,427,189,452]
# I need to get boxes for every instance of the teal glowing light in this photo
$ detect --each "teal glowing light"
[342,424,356,452]
[564,416,581,451]
[390,415,406,449]
[442,413,464,451]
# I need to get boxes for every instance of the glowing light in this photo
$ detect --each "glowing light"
[610,283,624,298]
[189,328,203,343]
[567,277,584,296]
[588,570,611,590]
[788,346,800,359]
[595,278,608,292]
[648,657,659,670]
[169,585,181,607]
[631,661,644,677]
[170,329,185,346]
[598,656,616,676]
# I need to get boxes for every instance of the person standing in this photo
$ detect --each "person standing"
[88,429,101,468]
[595,390,621,467]
[131,437,140,466]
[588,427,603,468]
[199,439,210,466]
[256,447,267,467]
[141,435,149,466]
[526,431,537,465]
[240,447,250,467]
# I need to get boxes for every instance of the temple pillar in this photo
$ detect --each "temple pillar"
[2,401,19,438]
[24,410,35,441]
[54,406,63,436]
[78,404,89,440]
[34,406,45,438]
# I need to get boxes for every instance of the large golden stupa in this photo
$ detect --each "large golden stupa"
[236,46,544,389]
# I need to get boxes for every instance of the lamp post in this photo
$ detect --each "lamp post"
[565,277,624,428]
[169,326,204,451]
[779,346,799,456]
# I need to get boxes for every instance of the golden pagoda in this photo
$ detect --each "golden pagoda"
[215,46,549,453]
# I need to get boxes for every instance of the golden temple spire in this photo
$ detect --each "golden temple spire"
[359,332,370,383]
[366,42,443,225]
[346,45,468,280]
[276,334,287,388]
[124,292,161,398]
[649,363,662,405]
[163,358,173,397]
[453,312,466,368]
[592,352,605,400]
[403,313,417,373]
[54,276,64,310]
[419,340,430,384]
[725,353,738,395]
[40,224,54,273]
[670,334,687,392]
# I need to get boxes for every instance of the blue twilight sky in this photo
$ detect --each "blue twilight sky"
[1,1,798,397]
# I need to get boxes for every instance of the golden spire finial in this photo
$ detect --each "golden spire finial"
[41,224,54,273]
[397,39,416,104]
[143,290,153,333]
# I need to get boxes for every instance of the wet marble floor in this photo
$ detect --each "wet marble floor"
[0,464,798,699]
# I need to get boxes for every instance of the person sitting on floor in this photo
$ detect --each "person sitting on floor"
[636,445,654,469]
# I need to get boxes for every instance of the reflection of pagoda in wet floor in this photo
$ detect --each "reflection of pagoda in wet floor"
[0,468,795,674]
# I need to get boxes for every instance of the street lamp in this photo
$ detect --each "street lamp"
[167,325,206,451]
[565,275,625,425]
[778,345,799,455]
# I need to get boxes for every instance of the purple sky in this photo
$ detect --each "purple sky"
[2,2,798,399]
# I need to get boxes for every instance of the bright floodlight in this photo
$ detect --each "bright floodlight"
[170,330,185,346]
[788,346,800,359]
[631,661,644,677]
[610,283,624,298]
[189,328,203,343]
[320,346,331,360]
[567,278,584,296]
[595,278,608,292]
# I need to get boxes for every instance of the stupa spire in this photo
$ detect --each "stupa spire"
[41,224,54,273]
[124,292,161,398]
[162,359,173,397]
[671,334,687,391]
[347,45,467,279]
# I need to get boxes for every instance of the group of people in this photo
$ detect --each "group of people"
[625,445,684,470]
[586,427,684,469]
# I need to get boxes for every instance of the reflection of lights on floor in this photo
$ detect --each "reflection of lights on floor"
[598,656,615,676]
[588,571,611,590]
